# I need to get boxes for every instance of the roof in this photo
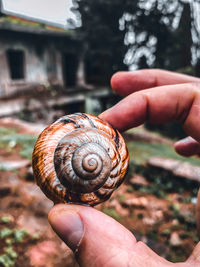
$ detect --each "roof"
[0,1,74,38]
[0,16,75,37]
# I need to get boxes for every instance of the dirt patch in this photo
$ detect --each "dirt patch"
[0,121,199,266]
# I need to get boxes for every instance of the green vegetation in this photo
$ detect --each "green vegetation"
[0,16,68,33]
[32,233,40,240]
[169,203,180,218]
[102,208,121,221]
[127,159,198,198]
[146,229,159,241]
[161,229,171,237]
[0,217,11,224]
[0,227,29,267]
[13,230,29,243]
[126,135,200,197]
[0,214,41,267]
[0,228,29,243]
[0,127,36,160]
[117,194,126,203]
[0,228,13,239]
[0,213,41,267]
[127,140,200,166]
[126,186,135,193]
[145,122,187,140]
[0,247,18,267]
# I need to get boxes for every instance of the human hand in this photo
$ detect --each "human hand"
[100,69,200,156]
[48,69,200,267]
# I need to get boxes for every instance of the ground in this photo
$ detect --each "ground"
[0,119,199,266]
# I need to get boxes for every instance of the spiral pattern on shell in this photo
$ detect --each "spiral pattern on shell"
[32,113,129,206]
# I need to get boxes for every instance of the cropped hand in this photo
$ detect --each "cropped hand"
[49,69,200,267]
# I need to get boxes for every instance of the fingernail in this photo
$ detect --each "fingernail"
[49,209,84,252]
[177,136,193,144]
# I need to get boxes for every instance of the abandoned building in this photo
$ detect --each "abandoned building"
[0,4,114,120]
[0,22,82,95]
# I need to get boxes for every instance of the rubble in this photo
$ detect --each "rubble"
[169,232,182,246]
[0,159,30,170]
[147,157,200,183]
[129,174,150,187]
[0,117,45,135]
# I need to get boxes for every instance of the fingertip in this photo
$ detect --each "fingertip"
[48,203,64,219]
[110,71,127,95]
[110,70,157,96]
[48,203,79,222]
[48,204,84,252]
[174,137,200,157]
[174,142,191,157]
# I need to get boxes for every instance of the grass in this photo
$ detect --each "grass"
[0,127,37,161]
[126,134,200,200]
[127,140,200,166]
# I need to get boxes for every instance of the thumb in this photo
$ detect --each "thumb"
[48,204,174,267]
[48,204,137,267]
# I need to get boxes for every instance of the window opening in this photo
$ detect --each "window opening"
[6,49,25,80]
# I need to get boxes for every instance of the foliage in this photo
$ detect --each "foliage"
[0,228,29,267]
[0,229,13,239]
[0,217,11,224]
[72,0,129,85]
[123,1,193,71]
[0,214,40,267]
[0,228,29,243]
[0,127,36,160]
[71,0,200,76]
[0,249,18,267]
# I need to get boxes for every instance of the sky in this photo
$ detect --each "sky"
[2,0,75,28]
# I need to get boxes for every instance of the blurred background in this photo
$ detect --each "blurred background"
[0,0,200,266]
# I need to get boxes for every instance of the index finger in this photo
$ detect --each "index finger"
[112,70,200,96]
[100,83,200,142]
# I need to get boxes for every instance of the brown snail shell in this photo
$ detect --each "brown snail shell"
[32,113,129,206]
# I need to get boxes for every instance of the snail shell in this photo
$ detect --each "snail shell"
[32,113,129,206]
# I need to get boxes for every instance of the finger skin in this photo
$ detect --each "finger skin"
[175,137,200,157]
[49,204,184,267]
[100,83,200,143]
[48,71,200,266]
[111,70,200,96]
[108,70,200,156]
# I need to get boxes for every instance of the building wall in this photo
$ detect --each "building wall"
[0,31,79,97]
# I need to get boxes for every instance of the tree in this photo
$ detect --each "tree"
[70,0,132,85]
[71,0,199,81]
[70,0,199,138]
[123,1,194,71]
